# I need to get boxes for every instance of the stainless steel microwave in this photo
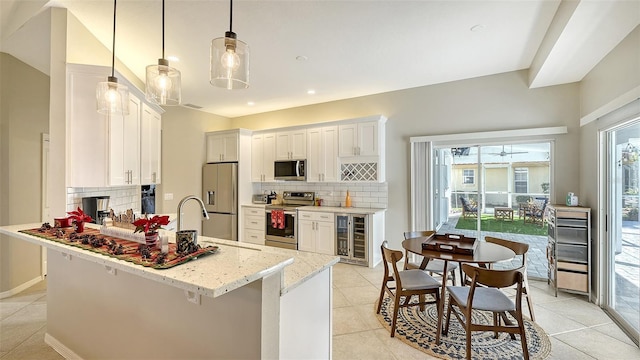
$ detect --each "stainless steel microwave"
[274,160,306,181]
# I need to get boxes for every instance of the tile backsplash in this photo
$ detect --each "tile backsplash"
[252,182,388,209]
[66,186,140,214]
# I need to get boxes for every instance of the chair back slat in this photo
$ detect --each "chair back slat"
[485,236,529,256]
[462,263,523,289]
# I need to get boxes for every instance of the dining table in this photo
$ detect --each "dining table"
[401,235,516,345]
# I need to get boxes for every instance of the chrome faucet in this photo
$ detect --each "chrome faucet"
[177,195,210,232]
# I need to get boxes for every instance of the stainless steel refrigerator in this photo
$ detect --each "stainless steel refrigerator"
[202,162,238,240]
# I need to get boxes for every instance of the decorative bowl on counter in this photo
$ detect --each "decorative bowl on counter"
[54,217,73,228]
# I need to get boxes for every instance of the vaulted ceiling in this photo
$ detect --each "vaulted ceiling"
[2,1,639,118]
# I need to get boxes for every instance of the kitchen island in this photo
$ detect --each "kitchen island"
[0,223,339,359]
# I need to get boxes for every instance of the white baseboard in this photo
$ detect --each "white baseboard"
[45,333,83,360]
[0,275,44,300]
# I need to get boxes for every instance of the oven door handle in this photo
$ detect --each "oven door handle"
[266,210,297,216]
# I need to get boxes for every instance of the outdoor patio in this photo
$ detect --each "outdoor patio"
[440,212,549,279]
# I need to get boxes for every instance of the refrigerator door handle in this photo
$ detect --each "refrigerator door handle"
[207,191,215,206]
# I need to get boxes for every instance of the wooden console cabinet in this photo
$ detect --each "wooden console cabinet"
[547,204,591,299]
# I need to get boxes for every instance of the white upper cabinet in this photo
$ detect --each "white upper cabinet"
[109,96,141,186]
[140,104,162,185]
[67,64,163,188]
[338,117,386,183]
[276,129,306,160]
[67,65,110,188]
[251,133,276,182]
[339,121,379,157]
[248,115,386,183]
[307,126,338,182]
[206,131,239,163]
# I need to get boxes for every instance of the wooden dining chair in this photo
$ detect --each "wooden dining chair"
[376,241,442,337]
[485,236,535,321]
[403,231,459,285]
[444,263,530,360]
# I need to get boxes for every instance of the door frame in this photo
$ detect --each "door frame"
[600,117,640,344]
[410,126,565,231]
[41,133,49,276]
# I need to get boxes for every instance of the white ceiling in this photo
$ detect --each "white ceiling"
[2,1,639,118]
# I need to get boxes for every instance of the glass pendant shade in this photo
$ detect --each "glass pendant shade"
[96,0,129,115]
[96,76,130,115]
[210,31,249,90]
[146,58,181,105]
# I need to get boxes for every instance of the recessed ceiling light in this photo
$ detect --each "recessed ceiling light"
[167,55,180,62]
[296,55,308,61]
[470,24,485,32]
[247,101,255,106]
[307,89,316,95]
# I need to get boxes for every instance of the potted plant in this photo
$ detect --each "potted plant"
[133,215,170,248]
[67,207,93,233]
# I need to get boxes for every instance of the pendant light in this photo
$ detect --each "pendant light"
[210,0,249,89]
[146,0,181,105]
[96,0,130,115]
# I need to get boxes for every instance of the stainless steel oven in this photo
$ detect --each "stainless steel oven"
[264,191,315,250]
[265,207,298,249]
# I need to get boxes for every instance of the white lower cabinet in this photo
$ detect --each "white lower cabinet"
[298,211,335,255]
[242,206,265,245]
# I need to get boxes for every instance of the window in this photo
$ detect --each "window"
[463,169,475,184]
[514,168,528,193]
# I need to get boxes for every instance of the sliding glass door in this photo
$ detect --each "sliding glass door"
[435,142,551,279]
[605,121,640,342]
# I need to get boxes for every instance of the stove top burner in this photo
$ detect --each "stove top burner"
[265,191,315,210]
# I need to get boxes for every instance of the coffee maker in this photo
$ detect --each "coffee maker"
[82,196,110,224]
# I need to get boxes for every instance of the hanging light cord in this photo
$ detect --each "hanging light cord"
[229,0,233,32]
[162,0,165,59]
[110,0,117,78]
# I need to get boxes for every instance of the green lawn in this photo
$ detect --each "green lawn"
[455,214,547,236]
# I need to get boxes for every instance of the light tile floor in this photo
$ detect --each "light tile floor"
[1,263,639,359]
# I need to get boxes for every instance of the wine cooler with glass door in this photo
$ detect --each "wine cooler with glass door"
[335,214,368,266]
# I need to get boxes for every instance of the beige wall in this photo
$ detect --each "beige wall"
[234,70,580,248]
[157,106,232,232]
[0,53,49,293]
[580,25,640,124]
[579,26,640,302]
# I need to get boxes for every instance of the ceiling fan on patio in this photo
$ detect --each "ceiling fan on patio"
[490,145,528,157]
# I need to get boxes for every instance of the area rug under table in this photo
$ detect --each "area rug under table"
[375,296,551,360]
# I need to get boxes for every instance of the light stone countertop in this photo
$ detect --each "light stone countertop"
[297,206,386,214]
[241,203,386,215]
[1,222,339,298]
[241,204,267,209]
[199,237,340,295]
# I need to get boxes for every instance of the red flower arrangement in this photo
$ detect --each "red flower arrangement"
[67,207,93,223]
[67,207,93,233]
[133,215,170,235]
